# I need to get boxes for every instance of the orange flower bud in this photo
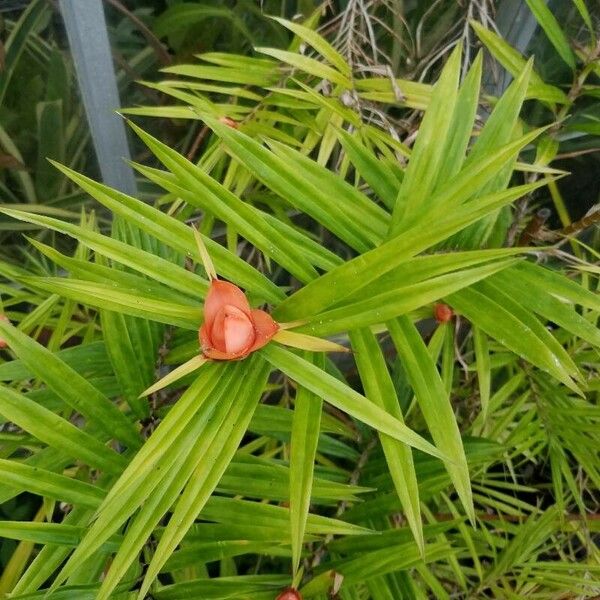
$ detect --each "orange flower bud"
[275,588,302,600]
[0,314,8,349]
[199,279,279,360]
[434,303,453,324]
[218,116,239,129]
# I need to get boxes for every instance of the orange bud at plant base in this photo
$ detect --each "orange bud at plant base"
[434,303,453,324]
[275,588,302,600]
[0,314,8,349]
[218,116,239,129]
[199,279,279,360]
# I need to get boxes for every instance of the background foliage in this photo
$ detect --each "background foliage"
[0,1,599,599]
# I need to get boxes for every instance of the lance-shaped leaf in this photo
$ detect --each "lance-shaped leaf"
[388,316,475,523]
[470,21,568,104]
[289,352,324,575]
[349,328,423,553]
[136,357,272,599]
[447,281,582,393]
[20,277,201,329]
[524,0,576,69]
[268,16,351,76]
[390,45,462,234]
[49,363,238,595]
[49,161,283,304]
[0,320,141,449]
[0,460,104,509]
[336,129,398,210]
[255,47,352,88]
[295,259,517,337]
[0,385,125,474]
[201,115,383,253]
[489,268,600,349]
[274,178,550,322]
[0,207,208,299]
[127,121,319,284]
[94,373,251,600]
[261,344,446,460]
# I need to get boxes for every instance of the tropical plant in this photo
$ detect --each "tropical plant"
[0,3,599,600]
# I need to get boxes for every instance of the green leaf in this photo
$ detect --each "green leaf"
[447,283,582,393]
[0,341,109,382]
[87,363,227,523]
[0,0,50,106]
[472,326,491,425]
[274,179,549,322]
[260,211,343,272]
[19,277,201,329]
[153,5,244,38]
[49,162,283,304]
[160,62,278,87]
[514,261,600,313]
[35,100,64,201]
[483,507,561,585]
[28,239,194,305]
[434,52,483,184]
[349,328,423,553]
[445,60,533,248]
[218,454,367,503]
[354,77,432,109]
[424,125,549,220]
[140,355,208,397]
[470,21,568,104]
[344,247,527,302]
[490,268,600,349]
[389,45,462,234]
[388,316,475,524]
[337,129,398,210]
[0,207,209,299]
[255,47,351,88]
[290,78,362,126]
[200,496,372,537]
[202,115,385,253]
[136,356,272,599]
[0,385,125,474]
[152,575,288,600]
[296,259,517,336]
[100,311,150,419]
[0,460,104,509]
[572,0,594,36]
[49,363,237,595]
[268,16,351,76]
[267,138,389,242]
[261,344,446,460]
[525,0,576,69]
[126,122,318,284]
[0,320,141,449]
[0,522,119,550]
[162,542,287,574]
[289,352,324,574]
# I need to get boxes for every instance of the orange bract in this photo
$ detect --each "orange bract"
[199,279,279,360]
[434,302,454,323]
[218,116,239,129]
[275,588,302,600]
[0,314,8,349]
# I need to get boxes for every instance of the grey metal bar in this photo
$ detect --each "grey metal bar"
[58,0,137,196]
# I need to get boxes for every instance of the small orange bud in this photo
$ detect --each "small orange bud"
[0,314,8,349]
[434,303,453,323]
[218,116,239,129]
[275,588,302,600]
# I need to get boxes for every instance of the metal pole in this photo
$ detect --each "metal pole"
[58,0,137,196]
